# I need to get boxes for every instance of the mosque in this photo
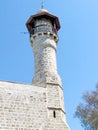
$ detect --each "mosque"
[0,7,70,130]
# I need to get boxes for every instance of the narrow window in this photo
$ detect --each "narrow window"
[53,111,56,118]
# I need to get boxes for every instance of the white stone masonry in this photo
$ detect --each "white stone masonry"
[31,32,61,87]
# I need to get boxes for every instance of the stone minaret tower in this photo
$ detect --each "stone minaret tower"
[26,9,61,87]
[26,9,70,130]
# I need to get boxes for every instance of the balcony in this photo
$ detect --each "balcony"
[30,24,57,36]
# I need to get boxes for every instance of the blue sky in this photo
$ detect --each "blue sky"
[0,0,98,130]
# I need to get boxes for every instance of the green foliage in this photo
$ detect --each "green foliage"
[75,86,98,130]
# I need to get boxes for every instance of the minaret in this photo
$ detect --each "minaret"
[26,9,70,130]
[26,9,61,87]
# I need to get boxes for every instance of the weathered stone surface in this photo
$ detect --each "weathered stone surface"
[31,33,62,87]
[42,118,70,130]
[0,81,47,130]
[0,81,70,130]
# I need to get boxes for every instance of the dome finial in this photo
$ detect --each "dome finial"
[41,0,44,9]
[37,0,48,14]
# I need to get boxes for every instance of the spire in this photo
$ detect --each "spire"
[41,0,44,9]
[37,0,48,14]
[38,0,48,14]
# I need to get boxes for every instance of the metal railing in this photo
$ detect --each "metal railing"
[30,24,57,36]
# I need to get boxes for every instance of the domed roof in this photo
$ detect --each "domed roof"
[37,8,49,14]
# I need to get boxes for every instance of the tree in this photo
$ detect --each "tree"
[75,85,98,130]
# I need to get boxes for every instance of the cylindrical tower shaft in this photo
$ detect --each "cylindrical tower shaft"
[31,32,61,86]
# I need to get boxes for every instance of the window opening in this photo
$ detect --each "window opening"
[53,111,56,118]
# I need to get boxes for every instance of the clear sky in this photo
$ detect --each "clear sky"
[0,0,98,130]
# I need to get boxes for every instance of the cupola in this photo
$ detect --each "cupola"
[26,9,60,37]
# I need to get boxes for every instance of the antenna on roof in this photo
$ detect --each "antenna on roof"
[41,0,44,9]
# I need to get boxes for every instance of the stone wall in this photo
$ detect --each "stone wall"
[0,81,70,130]
[0,81,47,130]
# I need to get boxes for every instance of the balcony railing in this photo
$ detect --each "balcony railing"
[30,24,57,36]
